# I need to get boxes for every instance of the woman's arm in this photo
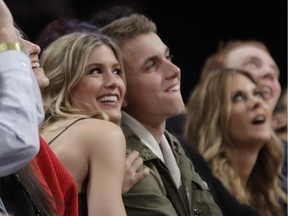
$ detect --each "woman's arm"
[88,121,127,215]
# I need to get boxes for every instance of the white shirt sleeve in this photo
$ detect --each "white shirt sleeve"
[0,50,44,176]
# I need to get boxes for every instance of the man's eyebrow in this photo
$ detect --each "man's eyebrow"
[140,55,156,70]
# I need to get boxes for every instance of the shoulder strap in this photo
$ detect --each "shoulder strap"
[48,117,88,145]
[0,197,8,214]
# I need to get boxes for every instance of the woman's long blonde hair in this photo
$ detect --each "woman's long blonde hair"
[40,32,126,127]
[184,68,286,216]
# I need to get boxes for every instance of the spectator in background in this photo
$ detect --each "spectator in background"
[199,40,287,193]
[167,40,283,138]
[35,17,98,56]
[272,87,287,143]
[184,68,287,216]
[201,40,281,111]
[35,4,135,56]
[272,87,287,179]
[168,40,287,193]
[90,5,135,28]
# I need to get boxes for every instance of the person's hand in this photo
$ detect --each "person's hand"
[0,0,18,42]
[122,151,150,194]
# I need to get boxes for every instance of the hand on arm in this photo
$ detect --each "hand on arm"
[122,151,150,194]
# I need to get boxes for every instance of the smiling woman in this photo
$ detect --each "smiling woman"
[184,68,287,216]
[40,32,128,216]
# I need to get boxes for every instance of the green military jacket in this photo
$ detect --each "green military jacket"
[121,122,223,216]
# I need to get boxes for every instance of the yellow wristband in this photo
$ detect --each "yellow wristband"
[0,43,22,53]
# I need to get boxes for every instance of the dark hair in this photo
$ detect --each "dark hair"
[16,165,58,215]
[35,17,99,53]
[0,165,58,216]
[90,5,135,27]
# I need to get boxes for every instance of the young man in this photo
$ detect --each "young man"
[101,14,223,216]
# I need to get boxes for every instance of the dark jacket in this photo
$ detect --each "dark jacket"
[121,121,223,216]
[0,174,39,216]
[179,136,260,216]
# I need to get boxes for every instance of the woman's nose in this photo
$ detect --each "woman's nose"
[105,73,119,88]
[248,95,263,109]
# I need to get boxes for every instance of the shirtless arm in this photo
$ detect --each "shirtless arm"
[87,121,127,216]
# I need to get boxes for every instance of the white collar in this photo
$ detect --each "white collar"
[122,111,165,162]
[122,111,181,188]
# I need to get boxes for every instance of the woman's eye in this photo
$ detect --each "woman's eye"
[232,92,244,102]
[113,68,122,75]
[88,68,101,75]
[254,90,264,99]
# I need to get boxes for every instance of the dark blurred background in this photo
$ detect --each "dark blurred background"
[6,0,287,104]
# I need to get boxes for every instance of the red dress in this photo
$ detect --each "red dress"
[33,136,78,216]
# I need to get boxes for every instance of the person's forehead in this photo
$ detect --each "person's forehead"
[226,46,279,74]
[123,33,166,58]
[228,45,268,58]
[231,73,255,88]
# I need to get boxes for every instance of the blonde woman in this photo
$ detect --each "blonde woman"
[200,39,287,196]
[185,68,287,216]
[40,32,148,216]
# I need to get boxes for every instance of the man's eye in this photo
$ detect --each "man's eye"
[246,61,258,68]
[145,61,156,71]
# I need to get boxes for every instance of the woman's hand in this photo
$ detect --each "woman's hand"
[122,151,150,194]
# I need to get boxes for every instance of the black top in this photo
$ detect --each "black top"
[78,192,87,216]
[175,135,260,216]
[0,174,39,216]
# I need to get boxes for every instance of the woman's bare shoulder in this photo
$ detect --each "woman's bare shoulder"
[76,118,125,147]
